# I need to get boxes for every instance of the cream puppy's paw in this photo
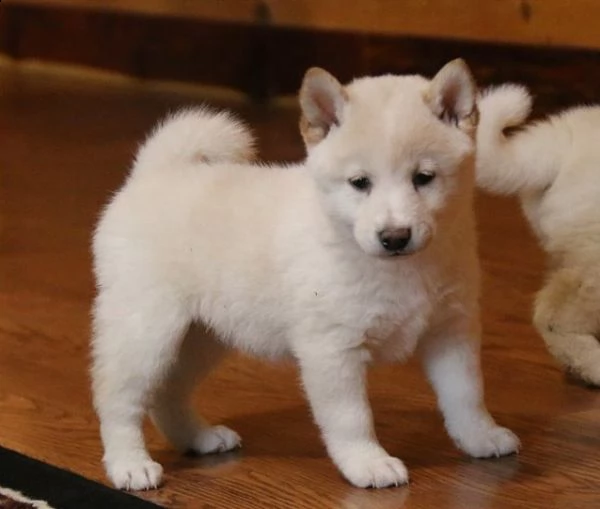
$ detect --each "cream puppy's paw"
[337,445,409,488]
[578,361,600,386]
[191,425,241,455]
[106,457,163,491]
[455,424,520,458]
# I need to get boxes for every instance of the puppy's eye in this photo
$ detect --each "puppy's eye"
[349,176,372,192]
[412,171,436,188]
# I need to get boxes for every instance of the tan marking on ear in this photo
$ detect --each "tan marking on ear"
[459,105,479,136]
[299,115,327,146]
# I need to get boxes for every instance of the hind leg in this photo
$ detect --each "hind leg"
[92,290,189,490]
[534,267,600,386]
[150,324,241,455]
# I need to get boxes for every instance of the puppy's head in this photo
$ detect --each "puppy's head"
[299,59,478,258]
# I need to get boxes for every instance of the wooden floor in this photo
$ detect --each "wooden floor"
[0,59,598,509]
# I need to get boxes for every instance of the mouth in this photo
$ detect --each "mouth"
[377,249,416,259]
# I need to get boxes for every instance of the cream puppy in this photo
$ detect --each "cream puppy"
[477,85,600,386]
[92,60,519,491]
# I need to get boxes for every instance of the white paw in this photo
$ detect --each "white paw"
[338,449,408,488]
[191,425,241,455]
[577,360,600,387]
[456,425,520,458]
[106,457,163,491]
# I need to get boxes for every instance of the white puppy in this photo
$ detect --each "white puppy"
[477,85,600,385]
[92,60,519,491]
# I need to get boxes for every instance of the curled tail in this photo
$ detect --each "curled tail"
[132,108,255,175]
[477,84,564,195]
[478,84,532,141]
[476,84,537,194]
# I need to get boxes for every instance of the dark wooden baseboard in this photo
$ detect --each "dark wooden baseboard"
[1,3,599,110]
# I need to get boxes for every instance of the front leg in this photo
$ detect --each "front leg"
[296,343,408,488]
[419,319,520,458]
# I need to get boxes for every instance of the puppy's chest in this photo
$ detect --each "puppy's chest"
[362,280,436,362]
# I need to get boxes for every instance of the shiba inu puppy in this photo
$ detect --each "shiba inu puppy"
[92,60,519,491]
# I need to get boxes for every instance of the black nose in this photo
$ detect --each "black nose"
[378,228,412,252]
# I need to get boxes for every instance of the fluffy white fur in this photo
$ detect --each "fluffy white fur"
[92,60,519,491]
[477,85,600,385]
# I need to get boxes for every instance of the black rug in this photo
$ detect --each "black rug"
[0,447,160,509]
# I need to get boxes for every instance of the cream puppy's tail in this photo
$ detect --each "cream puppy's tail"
[476,85,561,195]
[132,108,255,174]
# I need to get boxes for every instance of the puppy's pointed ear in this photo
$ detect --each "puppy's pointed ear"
[299,67,348,147]
[425,59,478,133]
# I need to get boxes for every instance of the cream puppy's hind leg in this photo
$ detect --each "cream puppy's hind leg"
[534,267,600,386]
[296,339,408,488]
[92,290,189,491]
[419,321,520,458]
[150,325,241,455]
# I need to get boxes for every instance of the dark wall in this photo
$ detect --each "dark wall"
[1,3,599,113]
